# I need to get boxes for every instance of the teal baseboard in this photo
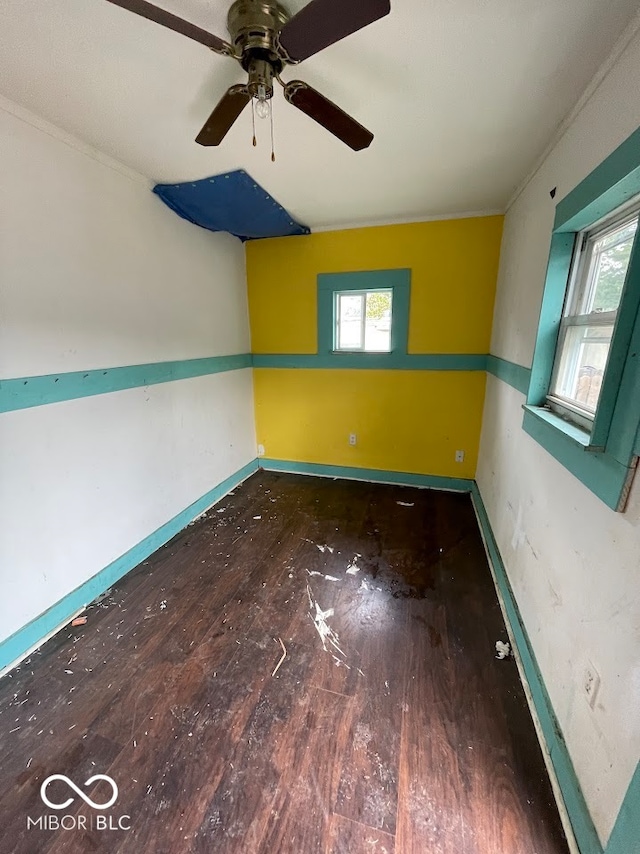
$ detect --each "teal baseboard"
[0,458,259,673]
[605,761,640,854]
[259,458,473,492]
[471,483,602,854]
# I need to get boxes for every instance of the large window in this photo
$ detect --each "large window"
[548,201,639,430]
[524,124,640,511]
[334,289,393,352]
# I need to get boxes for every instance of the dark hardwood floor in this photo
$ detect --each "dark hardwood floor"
[0,472,569,853]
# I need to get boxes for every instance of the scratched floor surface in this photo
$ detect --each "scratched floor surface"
[0,472,569,853]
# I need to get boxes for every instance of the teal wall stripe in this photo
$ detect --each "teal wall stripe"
[470,483,603,854]
[0,354,253,414]
[253,353,488,371]
[2,352,541,413]
[0,351,517,414]
[0,459,259,673]
[486,354,531,394]
[259,458,473,492]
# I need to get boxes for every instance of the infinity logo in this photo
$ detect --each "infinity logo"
[40,775,119,811]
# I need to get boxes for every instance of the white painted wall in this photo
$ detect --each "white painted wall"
[477,20,640,846]
[0,98,256,646]
[0,97,250,377]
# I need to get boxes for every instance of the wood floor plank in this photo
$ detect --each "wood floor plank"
[459,740,569,854]
[397,599,470,854]
[187,635,322,853]
[328,814,396,854]
[257,686,354,854]
[332,588,408,835]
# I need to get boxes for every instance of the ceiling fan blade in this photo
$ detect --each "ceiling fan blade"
[277,0,390,62]
[105,0,232,54]
[284,81,373,151]
[195,85,252,146]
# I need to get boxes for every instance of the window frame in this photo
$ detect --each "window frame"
[524,124,640,511]
[546,200,640,431]
[317,269,411,362]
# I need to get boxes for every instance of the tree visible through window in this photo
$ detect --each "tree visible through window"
[548,201,639,428]
[335,289,393,352]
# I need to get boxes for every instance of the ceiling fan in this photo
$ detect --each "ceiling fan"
[106,0,390,151]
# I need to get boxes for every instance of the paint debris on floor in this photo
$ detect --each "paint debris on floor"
[0,472,569,854]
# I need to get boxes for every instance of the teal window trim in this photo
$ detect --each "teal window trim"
[554,126,640,234]
[317,269,411,362]
[522,405,633,509]
[526,125,640,511]
[527,234,576,405]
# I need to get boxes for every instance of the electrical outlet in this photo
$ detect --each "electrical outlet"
[257,444,265,457]
[349,433,357,446]
[455,449,465,463]
[583,661,601,709]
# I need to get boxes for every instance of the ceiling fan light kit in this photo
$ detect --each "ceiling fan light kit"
[106,0,390,152]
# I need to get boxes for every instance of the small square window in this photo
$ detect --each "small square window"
[547,200,639,429]
[334,289,393,352]
[317,269,410,359]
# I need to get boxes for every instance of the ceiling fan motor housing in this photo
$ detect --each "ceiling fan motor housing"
[108,0,386,149]
[227,0,291,90]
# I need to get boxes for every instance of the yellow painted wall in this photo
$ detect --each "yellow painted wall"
[247,216,503,478]
[253,369,486,478]
[247,216,503,354]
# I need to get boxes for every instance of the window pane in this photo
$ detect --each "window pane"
[364,291,392,352]
[586,217,637,313]
[549,205,638,423]
[337,294,363,349]
[553,323,614,412]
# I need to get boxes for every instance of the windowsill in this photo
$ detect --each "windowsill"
[332,350,393,355]
[522,405,591,448]
[521,404,631,511]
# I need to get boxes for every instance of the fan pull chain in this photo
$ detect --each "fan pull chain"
[251,98,256,147]
[270,97,275,162]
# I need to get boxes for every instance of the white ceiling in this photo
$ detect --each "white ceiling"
[1,0,638,229]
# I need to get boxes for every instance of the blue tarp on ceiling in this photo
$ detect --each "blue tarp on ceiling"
[153,169,310,241]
